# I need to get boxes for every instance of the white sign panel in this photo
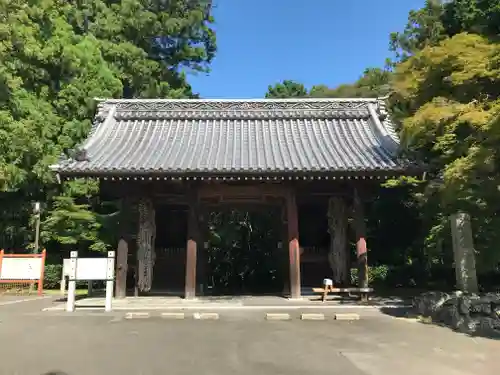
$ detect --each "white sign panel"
[0,258,43,280]
[75,258,109,281]
[62,258,71,277]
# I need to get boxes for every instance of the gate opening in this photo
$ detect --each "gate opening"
[205,206,286,295]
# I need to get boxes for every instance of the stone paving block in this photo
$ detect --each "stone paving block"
[161,312,185,320]
[300,313,325,321]
[265,313,291,321]
[193,312,219,320]
[334,313,360,321]
[125,312,150,319]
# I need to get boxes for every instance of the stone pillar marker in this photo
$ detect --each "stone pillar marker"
[450,212,478,293]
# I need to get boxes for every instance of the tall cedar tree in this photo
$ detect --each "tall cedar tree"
[0,0,216,253]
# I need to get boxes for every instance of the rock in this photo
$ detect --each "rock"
[483,292,500,301]
[468,317,500,338]
[413,291,500,337]
[457,296,472,315]
[413,291,451,317]
[434,300,462,329]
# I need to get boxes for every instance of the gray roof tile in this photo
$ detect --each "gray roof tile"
[52,98,407,176]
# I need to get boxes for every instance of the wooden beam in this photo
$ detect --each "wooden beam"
[286,188,301,299]
[198,183,288,199]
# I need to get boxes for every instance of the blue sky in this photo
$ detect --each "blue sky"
[189,0,425,98]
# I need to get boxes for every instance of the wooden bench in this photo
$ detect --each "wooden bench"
[312,287,374,302]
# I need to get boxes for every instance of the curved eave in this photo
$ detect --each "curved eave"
[55,167,423,182]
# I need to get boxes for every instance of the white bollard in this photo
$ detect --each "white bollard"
[60,276,66,296]
[105,280,113,312]
[66,251,78,312]
[66,279,76,312]
[105,251,115,312]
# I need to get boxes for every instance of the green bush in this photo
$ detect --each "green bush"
[350,265,390,286]
[44,264,63,289]
[43,264,87,289]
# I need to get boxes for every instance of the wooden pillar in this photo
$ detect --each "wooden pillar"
[286,188,301,299]
[352,188,368,288]
[115,238,129,299]
[185,191,199,299]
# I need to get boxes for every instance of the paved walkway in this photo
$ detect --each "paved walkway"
[0,303,498,375]
[0,295,50,306]
[43,294,408,311]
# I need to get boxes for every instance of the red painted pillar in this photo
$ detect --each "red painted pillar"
[286,189,301,299]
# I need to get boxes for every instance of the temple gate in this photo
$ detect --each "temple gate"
[51,98,417,299]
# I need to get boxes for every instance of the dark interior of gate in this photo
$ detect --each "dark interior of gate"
[152,204,188,293]
[205,205,284,295]
[150,202,333,296]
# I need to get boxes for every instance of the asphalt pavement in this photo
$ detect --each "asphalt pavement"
[0,296,498,375]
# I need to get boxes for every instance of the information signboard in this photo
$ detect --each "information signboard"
[0,257,43,280]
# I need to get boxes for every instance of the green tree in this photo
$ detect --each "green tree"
[392,32,500,272]
[389,0,446,61]
[384,0,500,282]
[265,80,308,98]
[309,68,392,98]
[0,0,217,253]
[390,0,500,61]
[442,0,500,39]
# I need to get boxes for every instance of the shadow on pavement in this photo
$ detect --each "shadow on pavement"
[379,306,413,318]
[54,294,89,303]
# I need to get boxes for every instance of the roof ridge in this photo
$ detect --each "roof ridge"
[93,97,381,103]
[96,98,380,113]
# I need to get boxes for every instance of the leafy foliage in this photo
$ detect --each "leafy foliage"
[265,0,500,284]
[207,208,285,294]
[266,68,392,100]
[386,1,500,278]
[0,0,216,253]
[265,80,307,98]
[41,180,120,252]
[392,32,500,271]
[390,0,500,61]
[309,68,392,98]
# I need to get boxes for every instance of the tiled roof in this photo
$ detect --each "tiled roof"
[52,98,409,176]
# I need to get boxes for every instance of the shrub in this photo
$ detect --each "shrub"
[43,264,87,289]
[350,265,390,286]
[44,264,63,289]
